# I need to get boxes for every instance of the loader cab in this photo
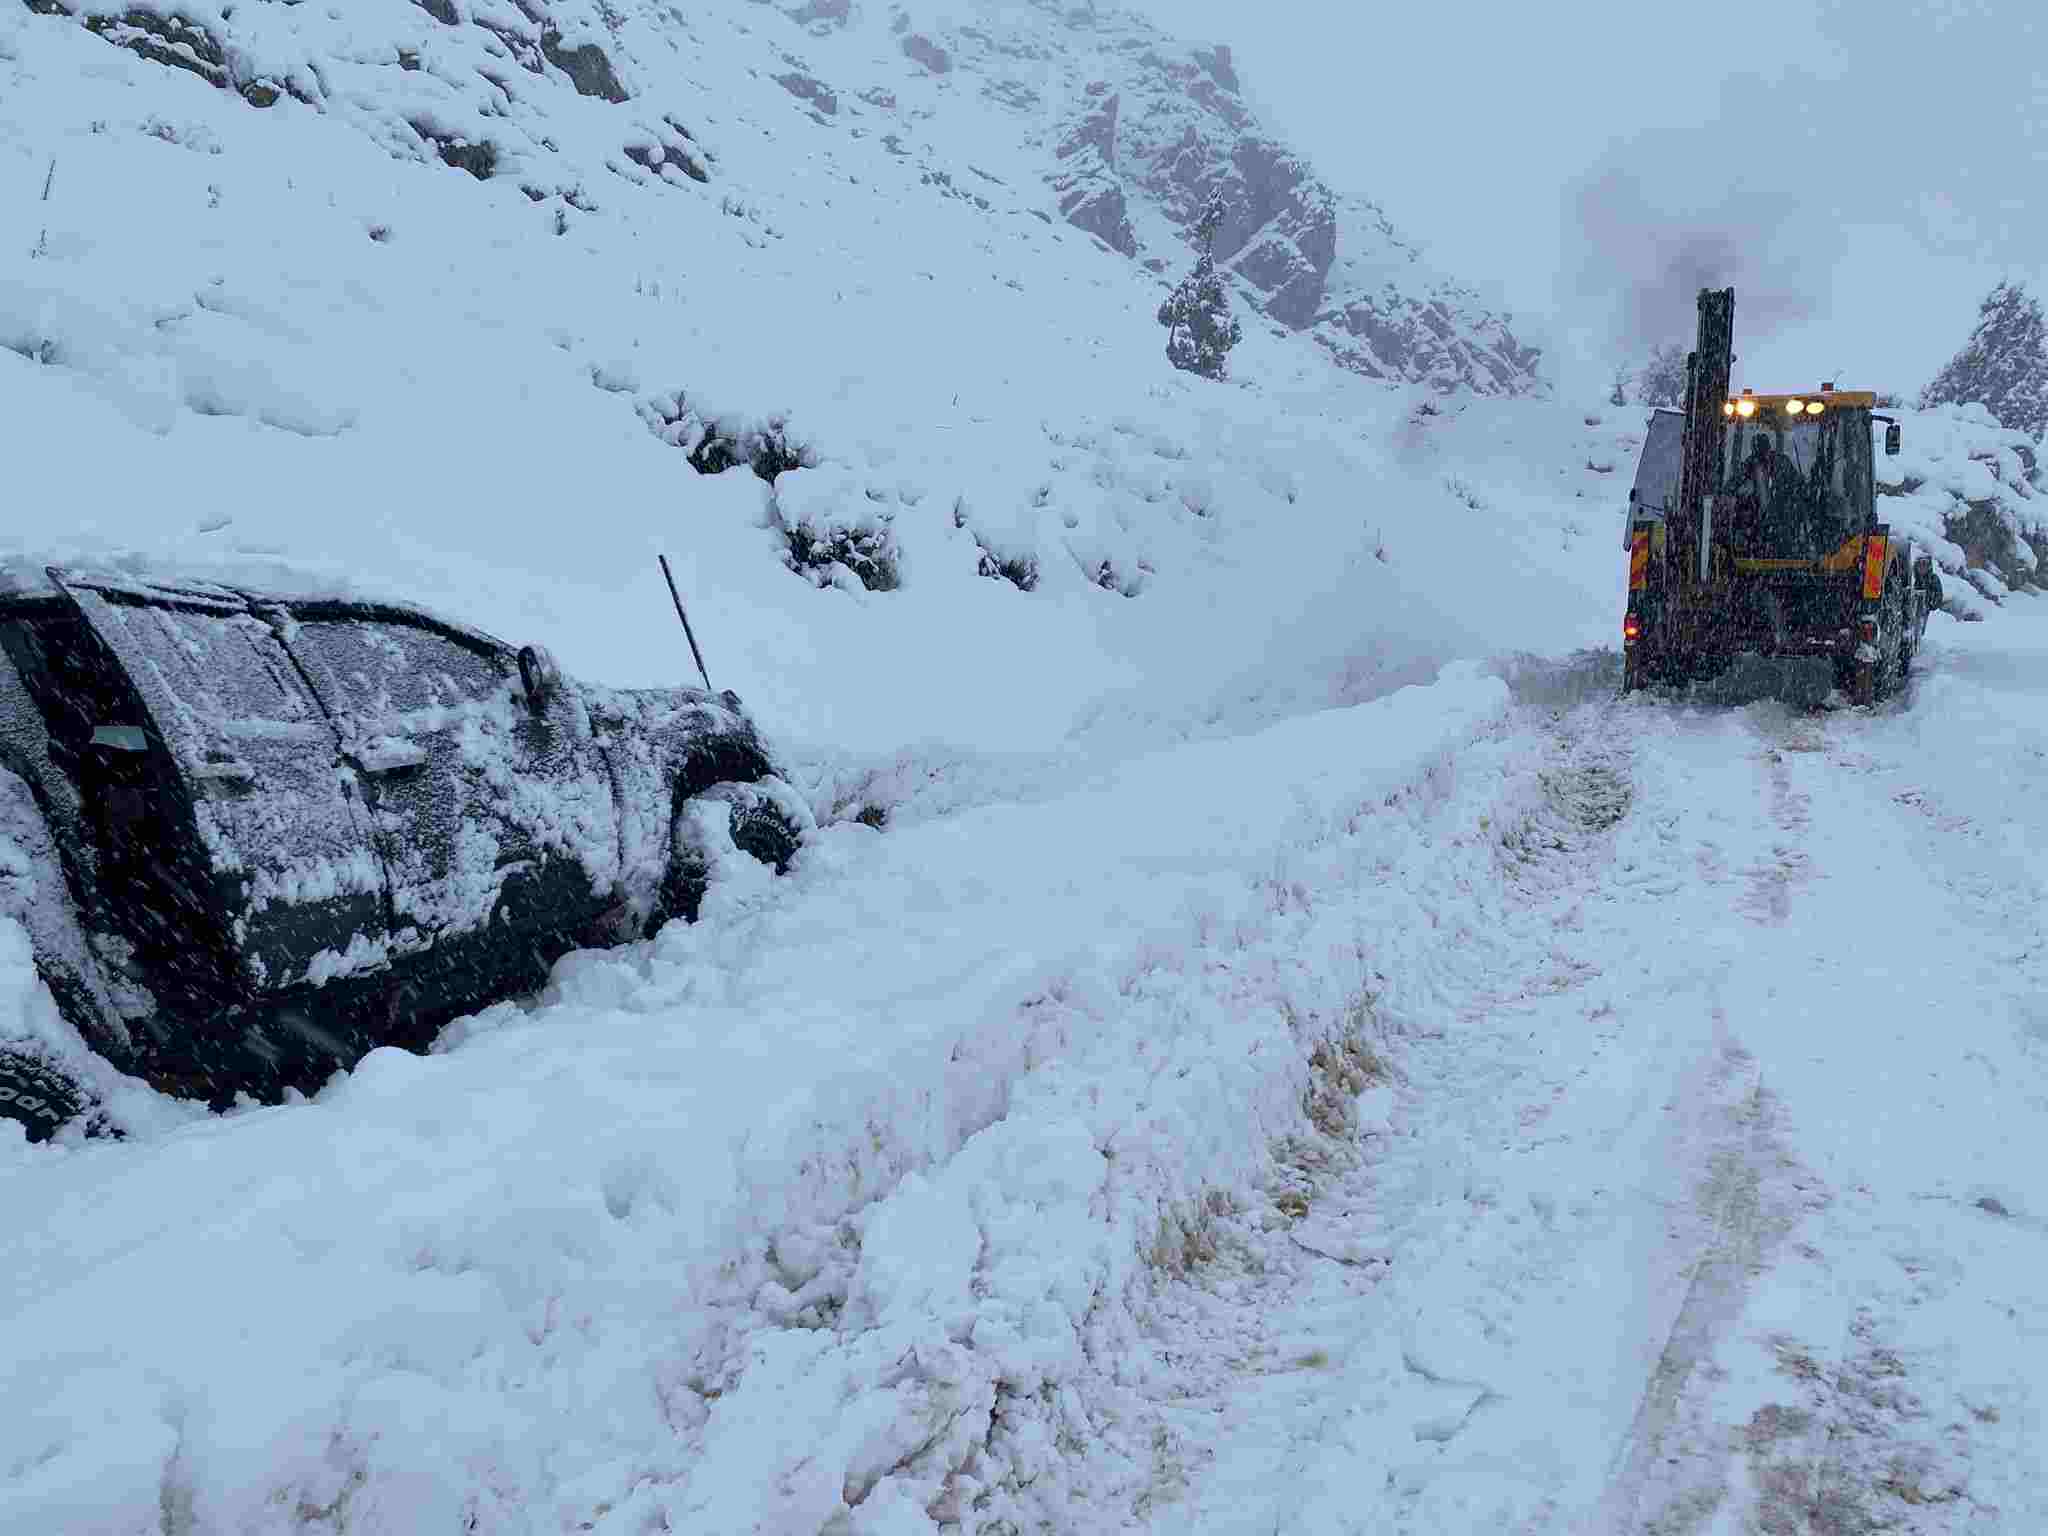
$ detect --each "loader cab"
[1714,389,1878,561]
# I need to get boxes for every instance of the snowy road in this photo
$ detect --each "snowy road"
[5,626,2048,1534]
[1139,646,2048,1534]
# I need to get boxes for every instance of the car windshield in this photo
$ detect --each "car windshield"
[1718,409,1869,558]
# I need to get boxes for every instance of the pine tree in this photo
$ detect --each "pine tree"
[1157,190,1242,382]
[1634,341,1687,408]
[1920,281,2048,440]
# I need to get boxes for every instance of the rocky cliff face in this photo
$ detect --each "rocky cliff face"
[908,2,1544,395]
[17,0,1544,395]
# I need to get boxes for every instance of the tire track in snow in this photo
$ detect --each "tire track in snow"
[1116,705,1647,1532]
[1558,703,1813,1533]
[1134,695,1824,1534]
[1593,1032,1792,1534]
[1619,687,2048,1533]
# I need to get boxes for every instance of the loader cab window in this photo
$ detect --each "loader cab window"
[1720,408,1871,558]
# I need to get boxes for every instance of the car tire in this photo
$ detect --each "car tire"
[0,1044,93,1143]
[650,780,805,933]
[708,782,803,875]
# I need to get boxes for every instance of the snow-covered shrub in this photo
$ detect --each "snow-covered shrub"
[1156,192,1242,382]
[977,546,1039,590]
[409,118,499,180]
[1175,472,1218,517]
[1084,554,1147,596]
[1873,403,2048,601]
[1632,340,1686,408]
[771,467,901,592]
[1443,474,1485,511]
[635,391,817,482]
[950,496,1039,591]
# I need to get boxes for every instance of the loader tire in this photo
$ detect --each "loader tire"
[1875,577,1908,702]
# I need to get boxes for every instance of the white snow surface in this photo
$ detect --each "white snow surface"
[3,0,2048,1531]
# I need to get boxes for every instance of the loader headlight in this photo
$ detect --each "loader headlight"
[1723,402,1736,416]
[1785,399,1805,415]
[1805,400,1825,415]
[1736,398,1757,417]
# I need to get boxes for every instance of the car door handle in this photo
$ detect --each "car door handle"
[350,736,430,775]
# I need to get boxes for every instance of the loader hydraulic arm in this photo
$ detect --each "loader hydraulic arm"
[1672,287,1734,592]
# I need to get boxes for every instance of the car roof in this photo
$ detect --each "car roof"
[24,567,515,659]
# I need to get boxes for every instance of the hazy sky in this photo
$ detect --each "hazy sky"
[1125,0,2047,399]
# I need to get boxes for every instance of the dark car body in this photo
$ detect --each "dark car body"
[0,568,803,1140]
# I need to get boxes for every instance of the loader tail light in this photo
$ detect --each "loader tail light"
[1623,613,1642,644]
[1859,618,1878,644]
[1862,533,1888,601]
[1628,529,1650,592]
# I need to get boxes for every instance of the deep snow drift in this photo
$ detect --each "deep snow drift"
[4,0,2047,1531]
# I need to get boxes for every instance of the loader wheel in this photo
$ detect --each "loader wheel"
[1875,577,1908,701]
[1902,575,1932,675]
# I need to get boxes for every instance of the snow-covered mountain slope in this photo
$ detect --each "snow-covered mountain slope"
[0,0,1591,777]
[6,0,1545,397]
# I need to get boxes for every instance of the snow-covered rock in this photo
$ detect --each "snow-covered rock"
[1874,402,2048,610]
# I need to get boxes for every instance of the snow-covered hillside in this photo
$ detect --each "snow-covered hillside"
[5,1,2048,1532]
[8,0,1548,396]
[2,0,1583,770]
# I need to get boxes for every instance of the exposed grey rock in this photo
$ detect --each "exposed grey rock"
[623,134,709,184]
[983,78,1039,112]
[1049,86,1134,257]
[783,0,852,32]
[541,29,629,103]
[1059,182,1134,258]
[901,32,950,73]
[1192,43,1237,93]
[1026,15,1541,394]
[776,69,838,115]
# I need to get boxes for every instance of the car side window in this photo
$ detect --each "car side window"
[96,601,318,741]
[286,618,510,718]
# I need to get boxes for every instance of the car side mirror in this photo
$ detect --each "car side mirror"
[1884,421,1901,456]
[517,645,560,712]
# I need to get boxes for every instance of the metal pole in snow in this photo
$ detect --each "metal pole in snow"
[658,553,714,694]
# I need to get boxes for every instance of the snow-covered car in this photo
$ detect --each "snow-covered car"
[0,568,806,1141]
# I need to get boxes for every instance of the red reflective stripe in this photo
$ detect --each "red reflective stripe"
[1862,533,1889,601]
[1629,531,1649,591]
